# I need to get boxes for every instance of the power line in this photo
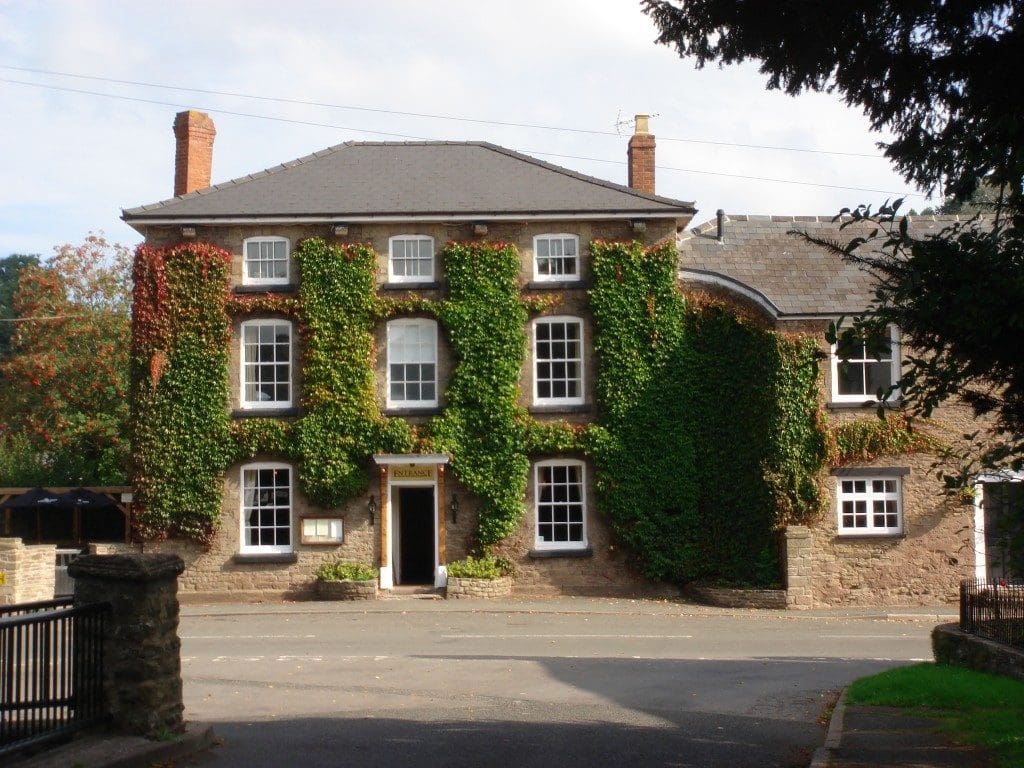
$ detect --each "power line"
[0,77,923,198]
[0,64,886,159]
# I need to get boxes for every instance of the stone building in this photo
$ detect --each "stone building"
[123,111,694,599]
[677,213,1016,606]
[120,110,1014,605]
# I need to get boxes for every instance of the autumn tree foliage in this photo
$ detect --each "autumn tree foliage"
[0,234,131,484]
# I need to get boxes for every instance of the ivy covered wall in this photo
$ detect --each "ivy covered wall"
[131,235,931,588]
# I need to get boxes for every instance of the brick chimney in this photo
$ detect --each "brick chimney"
[627,114,656,195]
[173,110,216,197]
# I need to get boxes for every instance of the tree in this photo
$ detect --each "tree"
[0,234,131,485]
[643,1,1024,480]
[0,254,40,360]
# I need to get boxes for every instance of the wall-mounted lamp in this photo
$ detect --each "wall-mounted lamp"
[630,219,647,233]
[367,494,377,526]
[449,494,459,524]
[333,224,349,236]
[473,222,489,236]
[181,226,197,238]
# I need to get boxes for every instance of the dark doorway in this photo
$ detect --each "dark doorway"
[982,482,1024,580]
[397,487,435,585]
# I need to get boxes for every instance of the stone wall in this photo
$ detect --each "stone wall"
[70,553,185,736]
[683,584,787,609]
[446,576,513,599]
[779,316,977,607]
[0,537,55,605]
[784,526,813,609]
[933,623,1024,683]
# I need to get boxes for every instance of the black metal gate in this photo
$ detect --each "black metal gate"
[0,597,109,757]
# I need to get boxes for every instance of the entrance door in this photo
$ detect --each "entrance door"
[396,487,435,585]
[982,482,1024,580]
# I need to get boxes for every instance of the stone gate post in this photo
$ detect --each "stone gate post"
[68,553,185,735]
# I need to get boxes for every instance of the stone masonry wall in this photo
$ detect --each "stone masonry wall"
[137,218,685,599]
[70,554,185,736]
[782,317,978,607]
[446,576,513,599]
[0,537,55,604]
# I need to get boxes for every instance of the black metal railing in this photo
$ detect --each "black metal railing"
[960,578,1024,651]
[0,599,109,757]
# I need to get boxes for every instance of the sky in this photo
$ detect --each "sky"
[0,1,930,259]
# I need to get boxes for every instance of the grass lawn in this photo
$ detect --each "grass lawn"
[847,663,1024,768]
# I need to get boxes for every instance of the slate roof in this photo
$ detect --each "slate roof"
[676,213,978,316]
[123,141,695,222]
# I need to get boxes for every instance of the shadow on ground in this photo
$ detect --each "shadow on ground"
[185,656,901,767]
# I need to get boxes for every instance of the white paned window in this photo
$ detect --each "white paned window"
[241,320,292,408]
[837,476,903,536]
[389,235,435,282]
[387,319,438,407]
[242,237,290,285]
[831,325,900,403]
[240,464,292,553]
[535,460,587,549]
[533,234,580,281]
[534,317,584,405]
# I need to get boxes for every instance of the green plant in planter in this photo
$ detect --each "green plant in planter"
[315,560,377,582]
[446,554,511,580]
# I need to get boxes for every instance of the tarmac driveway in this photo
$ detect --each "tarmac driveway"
[176,599,943,768]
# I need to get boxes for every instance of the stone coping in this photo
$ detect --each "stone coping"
[932,622,1024,682]
[68,553,185,583]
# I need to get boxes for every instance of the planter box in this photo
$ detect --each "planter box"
[317,578,377,601]
[445,575,513,599]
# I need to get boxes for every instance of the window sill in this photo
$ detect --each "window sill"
[234,284,298,294]
[826,399,901,410]
[379,281,443,291]
[524,280,586,291]
[835,532,905,541]
[233,552,298,565]
[232,407,301,419]
[529,547,593,559]
[529,404,593,415]
[384,407,442,417]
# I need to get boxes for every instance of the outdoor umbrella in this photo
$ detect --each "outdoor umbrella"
[59,487,126,543]
[0,487,66,542]
[56,487,117,509]
[0,487,62,508]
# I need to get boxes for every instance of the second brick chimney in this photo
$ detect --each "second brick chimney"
[173,110,216,197]
[627,114,656,195]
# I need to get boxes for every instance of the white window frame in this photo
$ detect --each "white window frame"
[533,234,581,282]
[534,459,587,550]
[836,475,903,536]
[533,316,585,406]
[239,462,293,554]
[240,319,293,409]
[386,318,439,409]
[388,235,435,283]
[830,324,901,404]
[242,236,290,286]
